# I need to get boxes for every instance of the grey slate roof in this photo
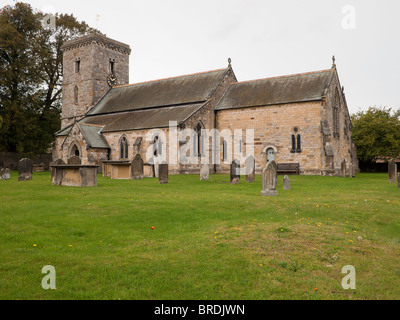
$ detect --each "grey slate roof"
[78,124,110,148]
[81,103,205,132]
[215,69,333,110]
[87,68,229,116]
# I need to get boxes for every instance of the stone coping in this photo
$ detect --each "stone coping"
[51,164,99,169]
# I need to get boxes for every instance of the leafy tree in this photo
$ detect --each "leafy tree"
[0,2,97,154]
[351,106,400,162]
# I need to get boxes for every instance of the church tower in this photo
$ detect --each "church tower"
[60,33,131,128]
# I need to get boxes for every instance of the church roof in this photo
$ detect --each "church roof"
[80,103,205,132]
[215,69,333,110]
[87,68,229,116]
[78,124,110,149]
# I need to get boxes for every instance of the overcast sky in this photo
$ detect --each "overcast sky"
[3,0,400,114]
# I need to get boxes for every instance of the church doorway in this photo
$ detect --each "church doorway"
[266,148,275,163]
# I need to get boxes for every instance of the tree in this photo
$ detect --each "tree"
[351,106,400,162]
[0,2,97,154]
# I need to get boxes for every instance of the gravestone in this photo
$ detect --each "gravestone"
[158,163,168,184]
[348,163,355,178]
[388,160,397,184]
[200,164,209,181]
[68,156,82,165]
[260,160,278,196]
[283,175,290,191]
[230,159,240,184]
[245,155,255,183]
[18,158,33,181]
[131,154,144,180]
[341,160,347,178]
[0,168,11,180]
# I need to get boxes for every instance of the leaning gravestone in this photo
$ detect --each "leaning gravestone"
[388,159,397,184]
[230,159,240,184]
[245,155,255,183]
[158,163,168,184]
[260,160,278,196]
[131,154,144,180]
[283,175,291,191]
[200,164,209,181]
[0,168,11,180]
[18,158,33,181]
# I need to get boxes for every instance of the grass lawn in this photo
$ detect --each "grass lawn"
[0,171,399,300]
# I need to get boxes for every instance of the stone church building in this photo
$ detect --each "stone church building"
[54,33,358,176]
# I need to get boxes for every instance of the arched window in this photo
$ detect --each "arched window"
[223,140,228,161]
[119,136,129,160]
[194,123,204,157]
[333,89,340,137]
[290,128,302,153]
[74,86,79,105]
[153,136,162,157]
[70,144,80,157]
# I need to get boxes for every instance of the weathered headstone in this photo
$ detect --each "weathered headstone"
[18,158,33,181]
[283,175,290,191]
[131,154,144,180]
[388,159,397,184]
[68,156,82,165]
[260,160,278,196]
[200,164,209,181]
[230,159,240,184]
[341,160,347,178]
[0,168,11,180]
[245,155,255,183]
[158,163,168,184]
[348,163,355,178]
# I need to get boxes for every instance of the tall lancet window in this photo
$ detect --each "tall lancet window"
[333,89,340,138]
[119,136,129,160]
[194,123,204,157]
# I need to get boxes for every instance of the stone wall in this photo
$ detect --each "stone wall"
[215,101,324,175]
[321,68,357,175]
[0,152,52,171]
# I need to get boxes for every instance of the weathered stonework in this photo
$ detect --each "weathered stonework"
[55,33,358,177]
[61,33,130,128]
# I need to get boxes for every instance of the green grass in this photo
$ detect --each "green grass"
[0,172,399,300]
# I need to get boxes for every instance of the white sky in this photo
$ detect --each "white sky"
[2,0,400,114]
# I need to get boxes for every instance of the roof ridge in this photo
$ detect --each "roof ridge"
[113,68,228,89]
[231,69,331,86]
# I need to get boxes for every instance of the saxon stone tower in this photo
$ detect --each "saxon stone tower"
[60,33,131,128]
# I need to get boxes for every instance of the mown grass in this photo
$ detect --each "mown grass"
[0,171,399,300]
